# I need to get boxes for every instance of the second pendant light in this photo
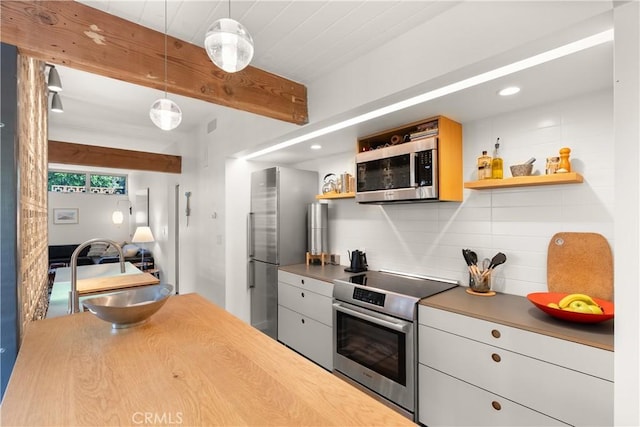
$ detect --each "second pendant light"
[150,0,182,131]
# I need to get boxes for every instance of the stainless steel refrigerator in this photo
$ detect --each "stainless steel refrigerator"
[248,166,318,339]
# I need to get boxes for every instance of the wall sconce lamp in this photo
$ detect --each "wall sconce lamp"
[112,199,132,225]
[46,64,64,113]
[47,65,62,92]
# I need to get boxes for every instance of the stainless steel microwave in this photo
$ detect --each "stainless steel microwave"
[355,138,438,203]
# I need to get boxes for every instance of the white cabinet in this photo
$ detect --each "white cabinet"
[277,270,333,370]
[418,305,613,427]
[419,365,565,426]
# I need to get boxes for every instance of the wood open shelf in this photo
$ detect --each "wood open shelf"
[315,192,355,200]
[464,172,584,189]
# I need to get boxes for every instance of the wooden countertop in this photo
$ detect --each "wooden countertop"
[1,293,414,426]
[420,287,614,351]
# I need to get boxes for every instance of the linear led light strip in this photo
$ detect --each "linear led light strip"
[241,29,614,161]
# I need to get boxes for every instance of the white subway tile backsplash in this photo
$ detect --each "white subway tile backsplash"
[438,206,491,222]
[491,188,563,207]
[317,89,613,297]
[492,205,564,222]
[491,221,561,238]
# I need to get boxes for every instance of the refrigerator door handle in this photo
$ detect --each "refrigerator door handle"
[247,259,255,289]
[247,212,254,258]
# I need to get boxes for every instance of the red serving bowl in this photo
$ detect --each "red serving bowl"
[527,292,614,324]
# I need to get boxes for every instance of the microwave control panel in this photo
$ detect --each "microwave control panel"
[353,287,385,307]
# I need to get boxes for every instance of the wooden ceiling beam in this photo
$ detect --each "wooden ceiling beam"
[1,1,308,125]
[49,141,182,174]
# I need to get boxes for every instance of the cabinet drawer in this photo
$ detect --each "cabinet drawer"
[277,305,333,371]
[418,305,613,381]
[419,365,566,426]
[278,282,332,325]
[419,325,613,426]
[278,271,333,297]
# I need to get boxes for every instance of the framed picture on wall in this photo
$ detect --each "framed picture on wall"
[53,208,79,224]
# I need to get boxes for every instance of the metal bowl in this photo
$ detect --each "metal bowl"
[82,284,173,329]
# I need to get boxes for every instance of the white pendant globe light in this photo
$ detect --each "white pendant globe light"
[150,0,182,131]
[150,98,182,130]
[204,1,254,73]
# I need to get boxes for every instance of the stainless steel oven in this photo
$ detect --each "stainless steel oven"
[333,270,457,420]
[333,301,415,411]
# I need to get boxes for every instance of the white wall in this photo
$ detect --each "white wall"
[297,89,613,297]
[613,1,640,423]
[48,192,132,245]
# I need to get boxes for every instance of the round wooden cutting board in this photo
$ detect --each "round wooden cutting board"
[547,232,613,301]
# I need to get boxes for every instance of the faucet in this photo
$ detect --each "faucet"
[69,238,125,314]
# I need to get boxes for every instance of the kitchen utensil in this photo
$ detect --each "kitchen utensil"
[462,249,486,293]
[510,163,533,177]
[546,232,613,301]
[468,250,478,266]
[524,157,536,165]
[345,249,368,272]
[481,258,490,272]
[461,249,472,266]
[487,252,507,270]
[527,292,614,324]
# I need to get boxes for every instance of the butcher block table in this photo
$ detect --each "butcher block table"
[46,262,160,318]
[1,293,414,426]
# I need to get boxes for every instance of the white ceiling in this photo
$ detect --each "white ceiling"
[75,0,459,84]
[48,1,613,164]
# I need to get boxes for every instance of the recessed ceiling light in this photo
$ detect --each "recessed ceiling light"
[499,86,521,96]
[310,144,322,150]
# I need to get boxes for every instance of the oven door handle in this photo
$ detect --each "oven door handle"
[333,303,411,333]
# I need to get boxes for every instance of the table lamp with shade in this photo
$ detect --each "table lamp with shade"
[132,226,155,270]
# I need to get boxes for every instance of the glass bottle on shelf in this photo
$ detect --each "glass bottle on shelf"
[477,151,492,180]
[491,138,503,179]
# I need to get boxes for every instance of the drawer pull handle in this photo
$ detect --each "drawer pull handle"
[301,279,305,285]
[491,401,502,411]
[301,318,305,324]
[491,329,501,339]
[491,353,501,363]
[301,292,305,298]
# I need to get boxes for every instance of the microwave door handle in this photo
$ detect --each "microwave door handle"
[412,152,419,187]
[333,303,411,333]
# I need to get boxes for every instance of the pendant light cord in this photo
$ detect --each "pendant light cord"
[163,0,168,98]
[228,0,231,18]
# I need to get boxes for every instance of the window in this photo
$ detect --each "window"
[48,170,127,194]
[90,174,126,194]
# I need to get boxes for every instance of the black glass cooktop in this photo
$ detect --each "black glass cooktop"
[347,270,458,299]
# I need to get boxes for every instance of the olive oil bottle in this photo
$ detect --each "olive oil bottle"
[491,138,503,179]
